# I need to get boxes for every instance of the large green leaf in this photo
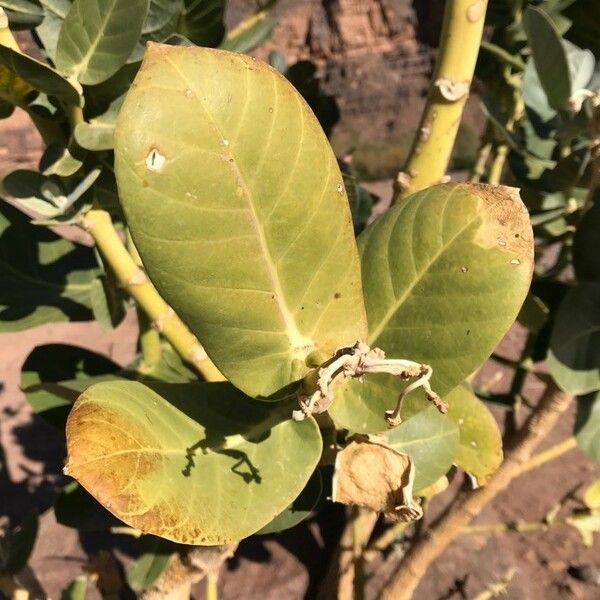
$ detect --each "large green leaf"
[329,183,534,432]
[523,6,571,111]
[65,380,322,544]
[444,385,502,484]
[0,43,80,105]
[548,283,600,394]
[55,0,149,85]
[387,406,459,492]
[0,201,97,332]
[114,44,367,398]
[576,391,600,463]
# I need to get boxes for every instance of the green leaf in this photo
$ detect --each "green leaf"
[256,469,323,535]
[61,576,88,600]
[0,0,44,29]
[21,343,119,428]
[35,0,72,61]
[114,44,367,398]
[40,143,85,177]
[74,95,121,150]
[0,44,81,105]
[575,391,600,462]
[387,407,459,492]
[548,283,600,395]
[55,481,122,530]
[0,511,38,575]
[573,201,600,282]
[142,0,182,41]
[177,0,225,47]
[2,167,99,220]
[127,538,174,592]
[444,385,503,485]
[523,6,571,111]
[55,0,149,85]
[220,18,276,55]
[0,201,97,331]
[329,183,533,433]
[565,40,595,94]
[65,380,322,544]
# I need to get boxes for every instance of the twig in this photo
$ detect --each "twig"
[381,380,572,599]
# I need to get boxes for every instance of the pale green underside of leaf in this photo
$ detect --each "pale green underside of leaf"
[115,44,367,398]
[55,0,149,85]
[65,380,322,544]
[329,183,533,433]
[548,283,600,395]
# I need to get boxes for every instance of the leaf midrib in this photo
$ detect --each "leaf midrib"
[162,54,314,356]
[65,0,119,78]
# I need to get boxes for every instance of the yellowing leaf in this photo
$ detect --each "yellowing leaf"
[65,380,322,544]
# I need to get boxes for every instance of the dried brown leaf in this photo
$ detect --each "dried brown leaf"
[332,436,422,522]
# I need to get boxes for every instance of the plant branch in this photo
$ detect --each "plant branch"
[392,0,488,202]
[518,436,577,475]
[82,208,223,382]
[381,380,572,600]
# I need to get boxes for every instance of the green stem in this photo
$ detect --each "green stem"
[127,231,162,369]
[393,0,488,202]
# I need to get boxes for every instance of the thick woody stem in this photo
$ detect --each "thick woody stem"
[393,0,488,203]
[82,208,223,382]
[382,380,572,600]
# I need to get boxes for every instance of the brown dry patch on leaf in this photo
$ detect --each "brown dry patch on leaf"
[65,397,165,518]
[332,436,422,522]
[465,182,534,272]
